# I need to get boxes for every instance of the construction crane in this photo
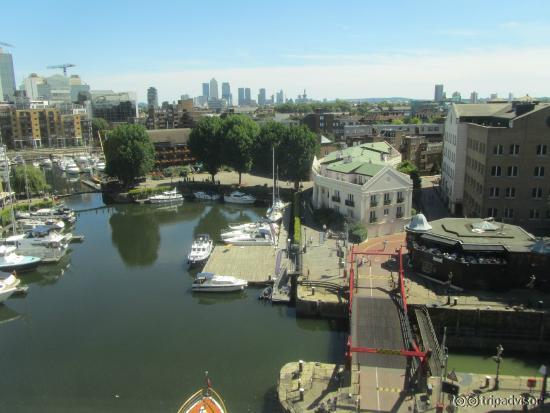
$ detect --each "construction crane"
[47,63,76,76]
[0,41,14,48]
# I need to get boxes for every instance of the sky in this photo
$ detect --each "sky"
[2,0,550,102]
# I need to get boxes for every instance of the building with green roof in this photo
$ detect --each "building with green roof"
[312,141,413,237]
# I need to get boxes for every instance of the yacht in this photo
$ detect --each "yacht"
[221,223,275,240]
[0,245,41,273]
[39,158,53,168]
[4,227,72,263]
[65,160,80,174]
[224,191,256,204]
[148,188,183,204]
[187,234,213,266]
[192,272,247,292]
[223,227,274,246]
[17,218,65,232]
[30,207,76,225]
[0,271,22,304]
[177,372,227,413]
[194,191,221,201]
[266,148,285,223]
[95,160,106,172]
[266,206,283,223]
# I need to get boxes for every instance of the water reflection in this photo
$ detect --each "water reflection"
[0,305,21,326]
[192,290,248,305]
[22,261,71,286]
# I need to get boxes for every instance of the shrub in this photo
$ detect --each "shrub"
[127,187,168,200]
[293,216,301,245]
[312,207,345,231]
[349,222,368,243]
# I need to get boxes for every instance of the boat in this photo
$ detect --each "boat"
[187,234,213,266]
[39,158,53,168]
[223,227,274,246]
[259,286,272,300]
[65,160,80,174]
[148,188,184,204]
[177,372,227,413]
[266,207,283,223]
[224,191,256,205]
[30,207,76,225]
[266,148,285,223]
[0,271,22,304]
[221,223,276,240]
[194,191,221,201]
[17,218,65,232]
[0,245,41,273]
[95,160,106,172]
[192,272,247,292]
[3,227,72,262]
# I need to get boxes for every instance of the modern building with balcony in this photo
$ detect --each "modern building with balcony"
[311,142,413,237]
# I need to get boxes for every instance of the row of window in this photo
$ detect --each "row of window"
[490,165,545,177]
[492,144,547,156]
[487,208,550,220]
[468,139,487,154]
[369,206,404,222]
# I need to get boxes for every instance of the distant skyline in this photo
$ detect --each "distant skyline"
[2,0,550,102]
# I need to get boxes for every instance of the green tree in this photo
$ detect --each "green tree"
[397,160,421,190]
[10,165,49,195]
[221,115,260,185]
[92,117,110,140]
[278,125,319,189]
[188,116,224,182]
[104,124,155,187]
[252,121,287,175]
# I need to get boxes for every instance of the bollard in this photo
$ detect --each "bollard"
[311,286,315,296]
[485,376,491,387]
[453,297,458,306]
[299,360,304,372]
[299,388,305,401]
[298,380,301,390]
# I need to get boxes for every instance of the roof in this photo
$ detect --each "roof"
[321,142,396,176]
[453,102,550,121]
[424,217,537,253]
[322,142,393,163]
[147,128,191,145]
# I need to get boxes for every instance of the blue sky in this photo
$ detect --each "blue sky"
[2,0,550,101]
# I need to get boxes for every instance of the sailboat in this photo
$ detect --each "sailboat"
[177,372,228,413]
[266,148,284,223]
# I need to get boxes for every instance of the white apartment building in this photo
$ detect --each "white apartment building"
[312,142,413,238]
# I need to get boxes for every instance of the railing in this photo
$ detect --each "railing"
[384,198,392,205]
[397,197,405,203]
[370,200,378,207]
[345,199,355,207]
[396,213,403,219]
[369,217,378,223]
[331,196,341,203]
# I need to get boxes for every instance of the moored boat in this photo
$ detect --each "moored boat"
[177,372,227,413]
[194,191,221,201]
[223,191,256,204]
[187,234,213,266]
[192,272,247,292]
[0,271,22,304]
[223,227,274,246]
[0,245,41,273]
[148,188,183,204]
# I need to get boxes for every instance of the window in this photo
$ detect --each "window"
[509,144,520,155]
[493,144,503,155]
[536,144,547,156]
[397,191,404,202]
[345,194,354,207]
[490,166,501,176]
[384,208,389,216]
[369,210,377,222]
[505,187,516,199]
[532,188,543,199]
[370,195,378,206]
[530,209,540,219]
[383,193,391,205]
[534,166,545,177]
[504,208,514,218]
[507,166,518,177]
[396,206,403,218]
[487,208,498,218]
[489,187,500,198]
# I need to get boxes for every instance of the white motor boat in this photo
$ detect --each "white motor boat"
[31,207,76,225]
[221,223,275,240]
[0,245,41,273]
[266,207,283,223]
[65,160,80,174]
[192,272,247,292]
[95,161,106,172]
[194,191,221,201]
[0,271,22,304]
[223,227,274,246]
[187,234,213,266]
[4,227,72,263]
[39,158,53,168]
[224,191,256,205]
[148,188,183,204]
[17,218,65,232]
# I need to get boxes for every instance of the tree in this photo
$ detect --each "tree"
[252,121,287,175]
[10,165,48,195]
[92,117,110,140]
[397,160,421,190]
[104,124,155,187]
[278,125,319,189]
[221,115,260,185]
[188,116,224,182]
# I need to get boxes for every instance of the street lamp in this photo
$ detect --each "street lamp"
[446,272,453,305]
[493,344,504,390]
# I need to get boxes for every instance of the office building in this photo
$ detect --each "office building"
[237,88,245,106]
[434,84,444,102]
[147,87,158,108]
[209,78,218,100]
[0,49,16,102]
[451,91,461,103]
[311,142,411,237]
[202,83,210,100]
[221,82,231,106]
[276,90,284,104]
[441,100,550,229]
[258,88,266,106]
[470,91,478,104]
[23,73,45,100]
[91,90,137,124]
[244,88,251,105]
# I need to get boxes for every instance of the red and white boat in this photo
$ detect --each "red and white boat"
[177,372,227,413]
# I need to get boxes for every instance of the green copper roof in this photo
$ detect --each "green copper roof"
[321,142,393,176]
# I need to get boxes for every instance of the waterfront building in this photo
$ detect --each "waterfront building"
[146,128,194,169]
[406,215,550,291]
[441,100,550,229]
[237,88,245,106]
[91,90,137,124]
[147,87,158,108]
[209,78,218,100]
[258,88,266,106]
[221,82,231,106]
[434,84,444,102]
[312,142,412,237]
[202,83,210,100]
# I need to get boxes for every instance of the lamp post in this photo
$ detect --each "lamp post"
[493,344,504,390]
[446,271,453,305]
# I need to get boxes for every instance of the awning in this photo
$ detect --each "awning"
[419,233,458,247]
[461,244,506,252]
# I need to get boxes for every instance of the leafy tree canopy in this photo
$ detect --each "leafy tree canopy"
[278,125,319,189]
[188,116,224,181]
[397,160,421,189]
[221,115,260,185]
[252,121,287,175]
[92,117,110,139]
[104,124,155,187]
[10,165,49,195]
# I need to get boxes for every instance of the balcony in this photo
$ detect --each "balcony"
[331,196,341,203]
[345,199,355,207]
[369,217,378,224]
[370,200,378,207]
[397,197,405,204]
[396,212,403,219]
[383,198,392,205]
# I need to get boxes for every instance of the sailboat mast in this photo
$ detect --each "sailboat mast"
[272,146,275,207]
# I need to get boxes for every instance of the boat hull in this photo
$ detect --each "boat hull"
[0,288,16,304]
[224,197,255,205]
[149,197,183,204]
[192,284,246,292]
[0,257,41,273]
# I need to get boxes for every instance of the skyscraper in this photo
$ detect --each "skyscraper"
[258,88,266,106]
[0,48,16,102]
[434,84,444,102]
[276,90,284,104]
[470,91,478,103]
[221,82,231,105]
[245,88,251,105]
[209,78,218,100]
[202,83,210,99]
[237,88,245,106]
[147,87,158,108]
[24,73,45,100]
